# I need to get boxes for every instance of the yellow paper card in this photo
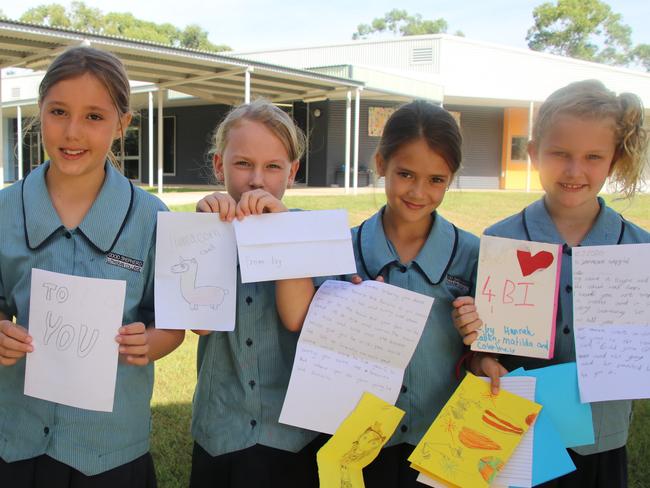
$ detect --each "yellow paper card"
[409,373,541,488]
[317,392,405,488]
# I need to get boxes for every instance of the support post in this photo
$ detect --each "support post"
[244,68,251,104]
[344,90,351,193]
[148,91,154,188]
[352,88,361,193]
[526,101,534,193]
[157,89,164,195]
[17,104,23,180]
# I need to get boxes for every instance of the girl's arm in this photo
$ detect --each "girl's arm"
[276,278,315,332]
[117,323,184,366]
[452,297,507,394]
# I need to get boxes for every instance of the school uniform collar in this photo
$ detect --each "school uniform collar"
[359,206,457,285]
[23,162,134,253]
[522,196,624,247]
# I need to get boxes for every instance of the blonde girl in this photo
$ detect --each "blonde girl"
[454,79,649,488]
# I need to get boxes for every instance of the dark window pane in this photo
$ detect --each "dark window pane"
[511,136,528,161]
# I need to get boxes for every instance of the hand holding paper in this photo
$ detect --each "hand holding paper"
[0,320,33,366]
[472,235,562,359]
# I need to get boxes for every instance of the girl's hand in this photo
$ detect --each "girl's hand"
[236,189,287,219]
[350,275,385,284]
[191,330,212,336]
[452,296,483,345]
[196,192,237,222]
[470,353,508,395]
[0,321,33,366]
[116,322,150,366]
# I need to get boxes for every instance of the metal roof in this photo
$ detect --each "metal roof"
[0,19,364,105]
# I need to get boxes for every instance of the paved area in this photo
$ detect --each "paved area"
[154,186,386,207]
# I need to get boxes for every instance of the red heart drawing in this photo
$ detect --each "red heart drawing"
[516,250,554,277]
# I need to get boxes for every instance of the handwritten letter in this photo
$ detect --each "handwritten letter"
[472,235,562,359]
[573,243,650,402]
[279,280,432,434]
[24,269,126,412]
[155,212,237,331]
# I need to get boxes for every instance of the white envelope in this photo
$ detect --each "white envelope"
[233,209,357,283]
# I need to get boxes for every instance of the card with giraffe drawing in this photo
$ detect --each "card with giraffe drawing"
[471,235,562,359]
[154,212,237,331]
[409,373,542,488]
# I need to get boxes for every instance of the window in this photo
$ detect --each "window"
[149,116,176,176]
[162,116,176,176]
[112,114,141,181]
[511,136,529,161]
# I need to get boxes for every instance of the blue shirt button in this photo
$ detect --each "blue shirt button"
[44,427,50,435]
[400,425,408,433]
[64,231,72,239]
[245,338,253,347]
[250,419,257,427]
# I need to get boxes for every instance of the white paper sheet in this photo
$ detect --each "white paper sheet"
[472,235,562,359]
[155,212,237,331]
[417,376,537,488]
[279,280,432,434]
[24,269,125,412]
[233,209,357,283]
[573,243,650,402]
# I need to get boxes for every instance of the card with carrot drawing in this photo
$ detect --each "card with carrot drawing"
[409,373,542,488]
[471,235,562,359]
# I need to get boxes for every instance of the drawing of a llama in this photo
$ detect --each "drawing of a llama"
[171,257,228,310]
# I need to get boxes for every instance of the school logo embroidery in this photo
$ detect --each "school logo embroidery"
[106,252,143,273]
[446,275,470,295]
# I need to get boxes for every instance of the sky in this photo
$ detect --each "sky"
[3,0,650,53]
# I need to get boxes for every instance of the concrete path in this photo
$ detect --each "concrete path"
[156,186,386,207]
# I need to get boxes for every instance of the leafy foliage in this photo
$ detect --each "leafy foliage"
[526,0,644,68]
[19,1,230,52]
[353,9,458,40]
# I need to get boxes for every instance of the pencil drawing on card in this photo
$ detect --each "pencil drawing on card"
[171,257,229,310]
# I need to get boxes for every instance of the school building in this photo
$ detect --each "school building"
[2,20,650,191]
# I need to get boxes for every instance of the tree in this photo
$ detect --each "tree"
[526,0,633,65]
[353,9,452,40]
[19,2,230,52]
[632,44,650,71]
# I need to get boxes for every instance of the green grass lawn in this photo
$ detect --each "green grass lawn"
[154,191,650,488]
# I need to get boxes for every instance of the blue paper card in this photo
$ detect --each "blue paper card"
[519,362,594,448]
[506,367,577,486]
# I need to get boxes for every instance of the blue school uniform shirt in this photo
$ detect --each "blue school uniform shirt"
[0,162,167,475]
[192,275,318,456]
[485,196,650,455]
[351,208,479,446]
